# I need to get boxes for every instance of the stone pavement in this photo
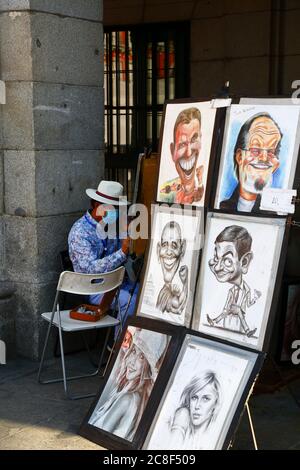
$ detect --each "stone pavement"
[0,354,299,450]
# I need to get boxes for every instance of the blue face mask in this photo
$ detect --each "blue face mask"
[102,209,119,225]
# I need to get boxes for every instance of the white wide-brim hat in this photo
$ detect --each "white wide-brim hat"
[86,180,129,206]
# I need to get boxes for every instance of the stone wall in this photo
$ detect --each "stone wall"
[0,0,104,359]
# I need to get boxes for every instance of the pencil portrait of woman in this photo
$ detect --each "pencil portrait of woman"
[89,327,168,441]
[168,371,221,449]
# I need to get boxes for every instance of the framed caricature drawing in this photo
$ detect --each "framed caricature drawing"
[79,317,183,450]
[192,212,287,351]
[156,100,217,206]
[214,103,300,213]
[143,333,264,450]
[136,204,203,327]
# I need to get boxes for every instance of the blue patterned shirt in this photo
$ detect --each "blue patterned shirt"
[68,211,127,274]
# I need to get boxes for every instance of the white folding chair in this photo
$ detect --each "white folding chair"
[38,266,125,400]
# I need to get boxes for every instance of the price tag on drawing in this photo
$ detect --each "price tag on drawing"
[260,188,296,214]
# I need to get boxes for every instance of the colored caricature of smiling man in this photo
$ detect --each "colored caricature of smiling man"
[159,108,204,205]
[220,113,282,213]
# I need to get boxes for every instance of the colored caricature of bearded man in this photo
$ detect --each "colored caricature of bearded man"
[160,108,204,205]
[220,113,282,213]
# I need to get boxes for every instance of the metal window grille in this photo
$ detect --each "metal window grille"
[104,23,190,199]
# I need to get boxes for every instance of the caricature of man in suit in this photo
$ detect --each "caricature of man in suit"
[207,225,261,337]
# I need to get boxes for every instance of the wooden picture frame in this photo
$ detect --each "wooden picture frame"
[79,316,184,450]
[136,203,203,327]
[143,330,265,450]
[192,211,289,352]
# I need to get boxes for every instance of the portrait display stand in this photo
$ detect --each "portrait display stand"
[79,94,300,450]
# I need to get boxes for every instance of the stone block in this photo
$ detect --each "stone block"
[0,0,103,21]
[224,0,271,14]
[191,60,225,97]
[29,0,102,21]
[4,149,104,217]
[0,151,3,215]
[283,10,300,55]
[0,218,5,280]
[35,150,104,216]
[4,213,79,283]
[2,82,34,150]
[0,318,16,359]
[4,215,39,283]
[193,0,224,19]
[12,281,57,321]
[281,55,300,96]
[224,56,270,96]
[144,1,194,22]
[4,151,36,217]
[105,0,143,7]
[0,12,32,82]
[224,11,271,58]
[0,280,16,360]
[35,214,80,282]
[104,5,143,25]
[284,0,300,9]
[0,0,29,11]
[32,82,103,150]
[16,318,40,359]
[191,18,225,61]
[30,13,103,86]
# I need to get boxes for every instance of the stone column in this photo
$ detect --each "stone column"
[0,0,104,359]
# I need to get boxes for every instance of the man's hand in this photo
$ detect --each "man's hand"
[121,236,130,254]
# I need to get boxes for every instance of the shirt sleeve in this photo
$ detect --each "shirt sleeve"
[69,231,127,274]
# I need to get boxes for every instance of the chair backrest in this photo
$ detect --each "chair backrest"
[57,266,125,296]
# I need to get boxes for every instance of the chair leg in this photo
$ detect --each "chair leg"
[38,293,59,383]
[38,305,99,400]
[98,327,112,378]
[57,309,98,400]
[81,332,99,368]
[99,297,123,379]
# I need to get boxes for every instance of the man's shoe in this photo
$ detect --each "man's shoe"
[207,315,215,327]
[246,328,257,338]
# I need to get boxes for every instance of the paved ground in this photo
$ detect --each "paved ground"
[0,353,299,450]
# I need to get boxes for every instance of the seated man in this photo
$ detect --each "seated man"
[68,180,139,328]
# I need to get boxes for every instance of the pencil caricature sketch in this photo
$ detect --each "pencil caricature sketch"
[206,225,261,338]
[137,205,202,327]
[156,221,189,315]
[192,213,286,350]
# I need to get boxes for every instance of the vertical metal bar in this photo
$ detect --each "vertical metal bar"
[108,32,114,158]
[165,34,170,100]
[151,37,157,150]
[57,305,68,396]
[38,291,60,382]
[116,31,120,156]
[125,30,130,154]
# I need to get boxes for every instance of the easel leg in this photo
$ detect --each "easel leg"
[246,402,258,450]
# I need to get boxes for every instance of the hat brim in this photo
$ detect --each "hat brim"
[86,189,130,206]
